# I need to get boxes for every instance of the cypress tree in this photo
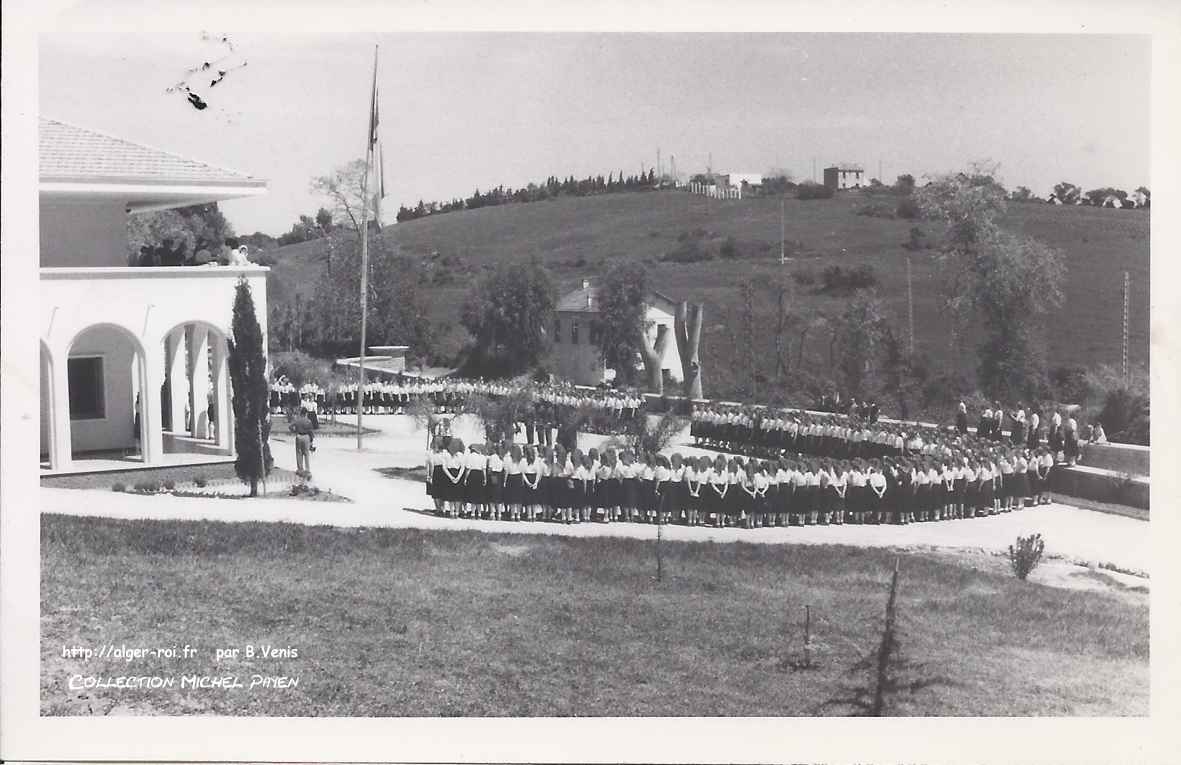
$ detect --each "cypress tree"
[227,276,272,496]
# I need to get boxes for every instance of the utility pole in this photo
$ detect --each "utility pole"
[670,154,677,186]
[906,254,915,359]
[657,148,661,181]
[780,195,786,265]
[1122,271,1130,382]
[879,158,883,182]
[812,157,817,183]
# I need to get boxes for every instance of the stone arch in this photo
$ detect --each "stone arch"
[64,322,150,459]
[157,318,233,453]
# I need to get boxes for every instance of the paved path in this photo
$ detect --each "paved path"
[41,414,1151,575]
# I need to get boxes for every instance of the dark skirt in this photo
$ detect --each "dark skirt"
[977,480,993,508]
[1026,469,1040,496]
[547,476,568,508]
[606,477,624,508]
[464,469,486,503]
[640,479,656,513]
[521,473,542,504]
[487,470,504,503]
[429,464,446,498]
[622,477,640,511]
[504,473,524,505]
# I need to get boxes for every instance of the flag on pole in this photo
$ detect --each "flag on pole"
[374,140,385,228]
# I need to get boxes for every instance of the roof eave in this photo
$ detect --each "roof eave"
[40,180,268,211]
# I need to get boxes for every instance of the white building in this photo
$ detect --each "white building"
[38,118,268,472]
[823,164,865,191]
[724,173,763,189]
[551,280,684,388]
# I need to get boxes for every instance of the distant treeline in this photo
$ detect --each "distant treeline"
[394,169,660,223]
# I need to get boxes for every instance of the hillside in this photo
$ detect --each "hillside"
[266,189,1150,403]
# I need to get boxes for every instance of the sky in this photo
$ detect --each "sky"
[37,2,1151,236]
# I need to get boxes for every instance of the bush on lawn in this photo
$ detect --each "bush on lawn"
[797,182,835,200]
[133,480,161,494]
[855,200,896,219]
[1008,533,1046,580]
[111,482,126,493]
[162,479,176,491]
[896,196,920,219]
[193,474,209,488]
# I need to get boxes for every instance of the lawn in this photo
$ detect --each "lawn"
[266,189,1149,409]
[41,514,1147,716]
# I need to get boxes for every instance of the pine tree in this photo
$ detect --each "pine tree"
[227,277,272,496]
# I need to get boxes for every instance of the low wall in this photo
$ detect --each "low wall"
[1049,465,1150,510]
[1080,442,1150,477]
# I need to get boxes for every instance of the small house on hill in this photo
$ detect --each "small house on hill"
[823,164,865,191]
[552,280,684,387]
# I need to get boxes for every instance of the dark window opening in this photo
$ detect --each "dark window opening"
[68,356,105,420]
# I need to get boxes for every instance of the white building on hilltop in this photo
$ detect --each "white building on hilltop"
[823,164,865,191]
[38,118,268,472]
[552,280,684,388]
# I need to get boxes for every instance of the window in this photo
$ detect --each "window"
[554,318,562,344]
[571,320,580,345]
[68,356,105,420]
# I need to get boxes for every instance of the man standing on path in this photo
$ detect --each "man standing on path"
[289,408,316,479]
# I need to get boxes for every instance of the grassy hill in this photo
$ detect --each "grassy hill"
[266,189,1149,404]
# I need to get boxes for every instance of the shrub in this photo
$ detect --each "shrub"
[797,182,835,200]
[816,264,879,295]
[660,239,714,263]
[111,482,126,492]
[896,197,920,219]
[162,479,176,491]
[133,480,161,494]
[855,200,896,219]
[193,474,209,488]
[1008,533,1046,580]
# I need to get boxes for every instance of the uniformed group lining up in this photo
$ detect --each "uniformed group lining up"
[426,438,1055,527]
[270,376,646,422]
[690,400,1083,465]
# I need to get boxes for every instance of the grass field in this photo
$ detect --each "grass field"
[266,189,1149,404]
[41,514,1147,716]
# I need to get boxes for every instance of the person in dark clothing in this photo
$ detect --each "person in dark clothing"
[289,408,315,478]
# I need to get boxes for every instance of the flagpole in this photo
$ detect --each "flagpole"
[357,45,378,450]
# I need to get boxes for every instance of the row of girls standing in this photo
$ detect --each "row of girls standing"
[426,438,1056,527]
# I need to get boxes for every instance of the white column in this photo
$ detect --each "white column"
[166,328,187,434]
[189,326,210,439]
[212,336,233,453]
[141,343,164,463]
[48,345,73,470]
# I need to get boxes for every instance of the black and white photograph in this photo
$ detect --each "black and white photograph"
[2,0,1180,762]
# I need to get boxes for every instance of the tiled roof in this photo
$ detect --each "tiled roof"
[557,285,601,312]
[557,284,680,313]
[39,117,264,186]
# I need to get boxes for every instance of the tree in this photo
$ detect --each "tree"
[917,168,1064,400]
[1084,187,1127,207]
[594,262,652,389]
[1052,181,1081,205]
[127,203,234,265]
[1009,186,1034,202]
[894,174,916,195]
[311,159,378,236]
[674,301,704,398]
[459,257,555,377]
[306,230,432,360]
[1134,186,1151,209]
[834,293,889,399]
[227,277,271,496]
[315,207,334,232]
